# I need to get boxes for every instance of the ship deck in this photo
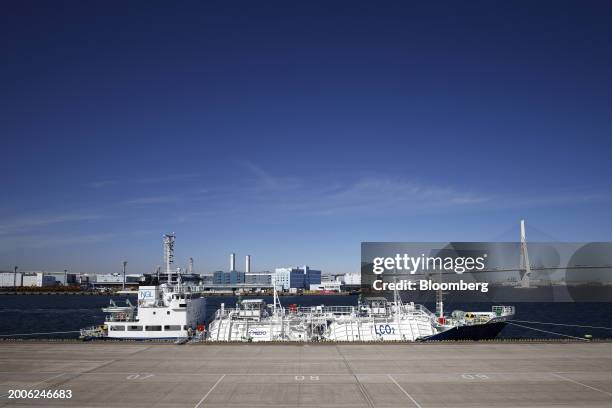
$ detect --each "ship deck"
[1,341,612,407]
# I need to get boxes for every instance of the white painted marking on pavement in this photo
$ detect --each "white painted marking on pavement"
[388,374,423,408]
[551,373,612,397]
[194,374,226,408]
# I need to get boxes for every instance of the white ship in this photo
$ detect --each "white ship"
[206,291,311,341]
[205,288,515,342]
[324,296,437,341]
[97,284,206,340]
[81,282,207,341]
[81,234,207,341]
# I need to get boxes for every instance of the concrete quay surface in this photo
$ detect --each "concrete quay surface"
[0,342,611,407]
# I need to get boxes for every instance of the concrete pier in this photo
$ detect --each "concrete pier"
[1,342,612,407]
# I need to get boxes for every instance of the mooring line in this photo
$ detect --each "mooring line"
[509,320,612,330]
[507,322,589,341]
[0,330,81,337]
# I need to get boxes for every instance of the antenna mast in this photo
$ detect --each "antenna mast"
[435,265,443,318]
[122,261,127,290]
[272,274,283,316]
[163,233,176,284]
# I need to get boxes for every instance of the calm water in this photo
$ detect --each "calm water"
[1,294,612,339]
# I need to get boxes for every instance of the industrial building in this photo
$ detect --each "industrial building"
[0,272,57,287]
[245,272,272,285]
[0,272,22,287]
[342,272,361,285]
[213,270,245,284]
[1,246,335,293]
[212,253,272,287]
[274,266,322,290]
[309,280,342,292]
[93,273,144,286]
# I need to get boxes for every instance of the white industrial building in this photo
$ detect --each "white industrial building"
[94,273,143,285]
[309,280,342,292]
[342,272,361,285]
[0,272,57,287]
[22,273,56,287]
[0,272,23,287]
[274,268,292,290]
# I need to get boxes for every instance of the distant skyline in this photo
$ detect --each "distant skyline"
[2,1,611,274]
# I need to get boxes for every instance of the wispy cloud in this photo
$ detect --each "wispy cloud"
[281,177,491,216]
[124,196,182,205]
[211,164,612,218]
[90,180,118,188]
[0,230,157,250]
[89,174,199,188]
[192,165,492,218]
[243,162,301,191]
[84,164,612,226]
[0,214,103,236]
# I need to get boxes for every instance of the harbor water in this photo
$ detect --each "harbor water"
[1,294,611,340]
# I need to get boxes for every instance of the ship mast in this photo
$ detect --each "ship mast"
[435,265,443,319]
[163,233,176,284]
[272,274,284,316]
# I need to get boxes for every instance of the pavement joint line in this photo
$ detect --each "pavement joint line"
[0,372,66,399]
[126,345,153,356]
[335,345,376,408]
[42,359,119,393]
[551,373,612,397]
[2,370,612,376]
[193,374,225,408]
[388,374,423,408]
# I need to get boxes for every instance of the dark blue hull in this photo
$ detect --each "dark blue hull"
[423,321,508,341]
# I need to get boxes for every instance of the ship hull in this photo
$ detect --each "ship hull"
[423,321,508,341]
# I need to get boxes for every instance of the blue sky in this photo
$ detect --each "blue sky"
[1,1,611,274]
